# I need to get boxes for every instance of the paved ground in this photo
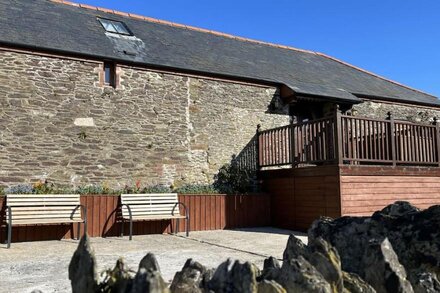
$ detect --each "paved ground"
[0,227,307,293]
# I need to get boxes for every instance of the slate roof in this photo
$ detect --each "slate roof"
[0,0,439,107]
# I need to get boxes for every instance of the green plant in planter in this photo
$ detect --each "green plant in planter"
[142,184,172,194]
[4,184,34,194]
[0,186,5,195]
[174,184,218,194]
[33,180,56,194]
[122,180,143,194]
[76,184,115,195]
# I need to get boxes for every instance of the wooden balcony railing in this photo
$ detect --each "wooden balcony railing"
[257,111,440,169]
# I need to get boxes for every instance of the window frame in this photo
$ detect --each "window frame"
[103,62,117,88]
[97,18,132,36]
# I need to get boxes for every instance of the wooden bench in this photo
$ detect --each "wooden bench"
[5,194,87,248]
[120,193,189,240]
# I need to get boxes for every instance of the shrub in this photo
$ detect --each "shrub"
[213,161,255,194]
[0,186,5,195]
[174,184,219,194]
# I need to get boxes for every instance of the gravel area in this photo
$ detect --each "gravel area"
[0,227,307,293]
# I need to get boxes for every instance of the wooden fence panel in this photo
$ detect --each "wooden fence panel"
[0,194,271,243]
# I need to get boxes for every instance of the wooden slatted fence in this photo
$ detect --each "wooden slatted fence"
[0,193,271,243]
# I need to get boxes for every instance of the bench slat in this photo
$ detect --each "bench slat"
[124,204,177,209]
[5,205,79,211]
[123,215,185,221]
[121,195,177,198]
[7,194,80,198]
[7,201,80,207]
[121,200,177,205]
[6,209,81,215]
[7,211,82,218]
[121,193,178,197]
[9,219,83,225]
[123,211,180,216]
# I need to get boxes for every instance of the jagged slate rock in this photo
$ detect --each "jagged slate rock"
[257,280,286,293]
[207,258,241,292]
[373,201,420,218]
[207,259,259,293]
[99,258,132,293]
[207,258,233,292]
[230,261,259,293]
[308,215,382,276]
[139,253,161,273]
[342,272,376,293]
[307,237,344,293]
[260,257,281,281]
[282,234,307,261]
[308,201,440,292]
[170,259,207,293]
[130,268,169,293]
[409,271,440,293]
[68,234,97,293]
[362,238,413,293]
[277,255,332,293]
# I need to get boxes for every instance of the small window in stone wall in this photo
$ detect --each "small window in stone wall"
[103,62,116,88]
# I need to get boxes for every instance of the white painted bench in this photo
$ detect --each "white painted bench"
[120,193,189,240]
[5,194,87,248]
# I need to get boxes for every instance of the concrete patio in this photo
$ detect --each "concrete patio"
[0,227,307,293]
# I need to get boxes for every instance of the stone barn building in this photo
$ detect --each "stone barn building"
[0,0,439,201]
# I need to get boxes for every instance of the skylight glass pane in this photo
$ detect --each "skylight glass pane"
[98,18,117,33]
[112,21,130,35]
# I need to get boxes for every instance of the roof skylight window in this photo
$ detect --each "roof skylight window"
[98,18,131,35]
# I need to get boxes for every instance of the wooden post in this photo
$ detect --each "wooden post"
[387,112,396,166]
[256,124,261,171]
[334,105,343,165]
[434,117,440,167]
[290,118,295,167]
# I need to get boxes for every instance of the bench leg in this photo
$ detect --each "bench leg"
[176,219,180,235]
[7,224,11,249]
[129,218,132,241]
[7,207,12,248]
[77,222,81,240]
[186,217,190,237]
[121,218,124,237]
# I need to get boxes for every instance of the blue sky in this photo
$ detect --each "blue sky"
[81,0,440,97]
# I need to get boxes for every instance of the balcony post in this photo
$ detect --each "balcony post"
[433,117,440,167]
[334,105,343,165]
[290,118,296,167]
[256,124,261,171]
[387,112,397,166]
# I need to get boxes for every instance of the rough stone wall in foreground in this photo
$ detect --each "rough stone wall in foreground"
[0,50,289,188]
[352,100,440,123]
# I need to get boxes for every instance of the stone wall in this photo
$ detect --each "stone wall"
[0,49,289,188]
[352,100,440,123]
